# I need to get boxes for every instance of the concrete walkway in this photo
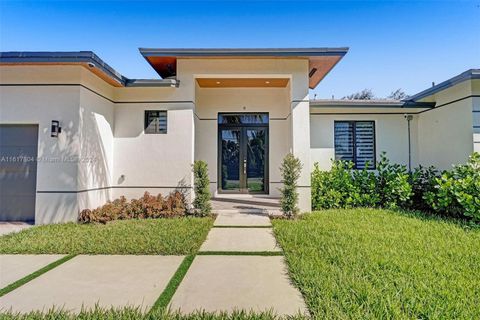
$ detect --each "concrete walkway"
[0,255,183,313]
[170,211,308,316]
[0,254,65,288]
[0,208,307,316]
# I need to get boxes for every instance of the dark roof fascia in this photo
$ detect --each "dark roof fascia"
[139,47,349,58]
[309,99,435,109]
[125,78,179,88]
[0,51,127,86]
[408,69,480,101]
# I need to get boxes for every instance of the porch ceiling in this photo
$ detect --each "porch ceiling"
[196,78,289,88]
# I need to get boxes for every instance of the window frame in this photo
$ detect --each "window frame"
[144,110,167,134]
[334,120,376,169]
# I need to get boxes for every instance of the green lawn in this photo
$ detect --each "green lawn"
[272,209,480,319]
[0,308,292,320]
[0,218,214,255]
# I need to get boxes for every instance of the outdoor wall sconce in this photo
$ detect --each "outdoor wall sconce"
[51,120,62,137]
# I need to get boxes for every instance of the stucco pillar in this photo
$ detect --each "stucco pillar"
[290,97,312,213]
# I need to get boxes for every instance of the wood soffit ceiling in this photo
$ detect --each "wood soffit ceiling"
[196,78,289,88]
[145,55,344,89]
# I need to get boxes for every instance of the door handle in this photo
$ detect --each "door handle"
[243,159,247,175]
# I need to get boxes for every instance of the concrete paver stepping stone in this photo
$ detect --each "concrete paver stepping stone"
[0,255,183,313]
[0,255,65,289]
[169,255,308,315]
[200,228,281,252]
[214,212,271,227]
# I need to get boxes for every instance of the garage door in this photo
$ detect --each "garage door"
[0,125,38,222]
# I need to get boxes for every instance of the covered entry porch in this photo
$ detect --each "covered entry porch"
[193,75,293,198]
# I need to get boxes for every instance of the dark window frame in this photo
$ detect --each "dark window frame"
[218,113,269,125]
[144,110,167,134]
[334,120,376,169]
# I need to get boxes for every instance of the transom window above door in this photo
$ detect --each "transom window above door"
[334,121,376,169]
[218,113,269,124]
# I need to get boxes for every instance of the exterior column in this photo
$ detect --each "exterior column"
[290,97,312,213]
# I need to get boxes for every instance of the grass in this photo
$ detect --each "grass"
[272,208,480,319]
[150,255,196,312]
[197,251,283,256]
[0,307,297,320]
[0,255,76,297]
[0,218,214,255]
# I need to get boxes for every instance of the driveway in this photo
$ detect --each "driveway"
[0,222,32,236]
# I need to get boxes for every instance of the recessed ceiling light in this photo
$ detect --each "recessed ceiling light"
[216,81,221,84]
[265,81,270,84]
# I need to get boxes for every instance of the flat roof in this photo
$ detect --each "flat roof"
[408,69,480,101]
[0,51,179,88]
[139,47,349,89]
[310,99,435,109]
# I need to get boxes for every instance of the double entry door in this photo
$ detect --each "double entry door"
[218,124,268,194]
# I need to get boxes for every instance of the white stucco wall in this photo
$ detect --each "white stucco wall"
[112,102,195,201]
[77,68,115,212]
[310,110,419,170]
[0,66,83,223]
[417,81,475,170]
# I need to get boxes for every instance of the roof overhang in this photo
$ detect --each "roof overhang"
[139,47,349,89]
[0,51,179,88]
[310,99,436,109]
[0,51,127,87]
[408,69,480,101]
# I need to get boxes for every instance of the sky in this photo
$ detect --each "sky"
[0,0,479,98]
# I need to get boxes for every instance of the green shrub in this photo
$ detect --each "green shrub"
[78,191,186,223]
[311,152,480,222]
[376,152,413,209]
[311,160,379,210]
[426,152,480,221]
[192,160,212,216]
[351,163,380,207]
[312,161,354,209]
[279,153,302,218]
[408,165,439,211]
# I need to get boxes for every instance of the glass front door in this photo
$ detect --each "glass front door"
[218,114,268,193]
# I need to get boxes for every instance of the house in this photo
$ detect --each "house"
[0,48,478,224]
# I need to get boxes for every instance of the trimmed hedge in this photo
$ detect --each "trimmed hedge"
[279,153,302,218]
[312,152,480,222]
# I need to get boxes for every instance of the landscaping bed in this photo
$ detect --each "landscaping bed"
[0,218,213,255]
[272,209,480,319]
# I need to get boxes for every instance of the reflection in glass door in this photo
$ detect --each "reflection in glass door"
[220,129,241,191]
[218,114,269,194]
[246,128,266,192]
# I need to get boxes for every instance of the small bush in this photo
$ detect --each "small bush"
[426,152,480,221]
[311,160,379,210]
[279,153,302,218]
[352,163,380,207]
[408,165,440,211]
[192,160,212,216]
[78,191,186,223]
[376,152,413,209]
[312,161,355,209]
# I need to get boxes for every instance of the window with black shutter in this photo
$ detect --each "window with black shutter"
[334,121,375,169]
[144,110,167,134]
